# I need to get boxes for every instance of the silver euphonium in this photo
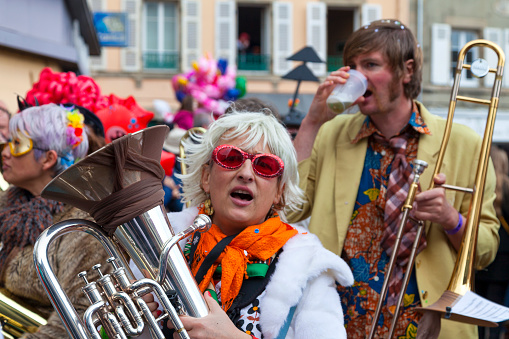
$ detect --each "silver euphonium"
[33,126,210,339]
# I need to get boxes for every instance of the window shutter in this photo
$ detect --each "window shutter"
[181,0,201,72]
[483,28,503,87]
[87,0,107,71]
[361,4,382,26]
[431,23,451,85]
[306,2,326,76]
[121,0,141,72]
[273,2,293,75]
[215,0,235,66]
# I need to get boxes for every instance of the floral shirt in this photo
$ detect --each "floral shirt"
[339,102,431,338]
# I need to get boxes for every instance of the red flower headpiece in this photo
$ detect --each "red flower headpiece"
[25,67,108,113]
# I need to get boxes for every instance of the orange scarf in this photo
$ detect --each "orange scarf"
[190,212,297,312]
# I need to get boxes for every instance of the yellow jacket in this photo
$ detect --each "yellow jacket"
[287,102,500,338]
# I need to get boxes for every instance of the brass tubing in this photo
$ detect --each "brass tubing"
[456,96,491,105]
[367,160,428,339]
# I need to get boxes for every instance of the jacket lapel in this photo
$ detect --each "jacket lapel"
[415,102,444,235]
[334,114,368,250]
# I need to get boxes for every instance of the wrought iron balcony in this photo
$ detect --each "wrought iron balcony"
[143,51,179,70]
[237,53,270,71]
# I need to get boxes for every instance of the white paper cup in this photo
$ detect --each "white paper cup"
[326,69,367,114]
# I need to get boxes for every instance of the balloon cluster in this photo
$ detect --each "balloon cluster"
[25,67,108,113]
[172,53,246,116]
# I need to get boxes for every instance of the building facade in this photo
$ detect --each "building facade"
[414,0,509,144]
[2,0,507,143]
[87,0,407,117]
[88,0,509,142]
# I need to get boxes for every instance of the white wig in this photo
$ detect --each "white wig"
[178,110,304,220]
[9,103,89,174]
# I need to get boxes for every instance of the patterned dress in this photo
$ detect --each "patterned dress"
[338,103,431,339]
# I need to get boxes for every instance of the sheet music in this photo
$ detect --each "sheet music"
[451,291,509,322]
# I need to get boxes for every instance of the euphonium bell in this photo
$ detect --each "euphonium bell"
[34,126,210,339]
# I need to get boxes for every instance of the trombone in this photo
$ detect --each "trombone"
[417,39,504,328]
[368,39,505,338]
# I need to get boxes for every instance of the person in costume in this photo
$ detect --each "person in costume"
[0,104,159,338]
[0,104,111,338]
[166,111,354,338]
[288,19,499,338]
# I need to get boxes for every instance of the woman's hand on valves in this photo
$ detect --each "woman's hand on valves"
[168,291,252,339]
[142,292,160,318]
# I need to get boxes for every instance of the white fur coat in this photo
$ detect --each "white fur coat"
[168,208,354,339]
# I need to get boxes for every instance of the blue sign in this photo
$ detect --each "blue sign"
[93,12,128,47]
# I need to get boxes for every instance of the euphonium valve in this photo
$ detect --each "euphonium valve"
[76,258,181,339]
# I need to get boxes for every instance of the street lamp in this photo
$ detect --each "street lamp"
[281,46,324,136]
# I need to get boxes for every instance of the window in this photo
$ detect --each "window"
[451,30,479,87]
[237,4,271,72]
[326,8,354,73]
[143,2,179,70]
